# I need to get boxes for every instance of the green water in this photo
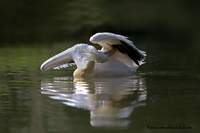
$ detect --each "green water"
[0,41,200,133]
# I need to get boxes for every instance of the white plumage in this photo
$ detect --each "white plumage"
[40,32,146,77]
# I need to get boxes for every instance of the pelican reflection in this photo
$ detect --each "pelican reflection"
[41,76,147,127]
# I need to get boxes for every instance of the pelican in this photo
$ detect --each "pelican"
[40,32,146,77]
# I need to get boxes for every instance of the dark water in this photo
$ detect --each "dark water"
[0,42,200,133]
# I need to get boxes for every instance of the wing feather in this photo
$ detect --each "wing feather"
[90,32,146,66]
[113,40,145,66]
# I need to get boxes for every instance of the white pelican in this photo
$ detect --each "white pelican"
[40,32,146,77]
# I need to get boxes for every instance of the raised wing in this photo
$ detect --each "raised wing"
[90,32,146,66]
[112,40,145,66]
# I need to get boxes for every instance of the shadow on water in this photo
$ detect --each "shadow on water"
[41,76,146,128]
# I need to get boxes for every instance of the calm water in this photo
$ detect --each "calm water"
[0,42,200,133]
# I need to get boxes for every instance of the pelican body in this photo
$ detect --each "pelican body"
[40,32,146,77]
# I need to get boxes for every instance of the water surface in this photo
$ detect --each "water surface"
[0,42,200,133]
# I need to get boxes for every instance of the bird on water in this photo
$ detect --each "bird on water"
[40,32,146,77]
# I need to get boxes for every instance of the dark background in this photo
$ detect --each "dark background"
[1,0,200,46]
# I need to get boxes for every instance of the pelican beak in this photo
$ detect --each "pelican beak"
[40,58,58,72]
[40,51,72,72]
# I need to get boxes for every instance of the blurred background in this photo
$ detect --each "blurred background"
[1,0,200,46]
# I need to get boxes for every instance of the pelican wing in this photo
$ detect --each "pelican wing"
[40,44,108,72]
[112,40,145,65]
[90,32,146,66]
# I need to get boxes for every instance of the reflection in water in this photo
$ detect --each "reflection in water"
[41,76,147,127]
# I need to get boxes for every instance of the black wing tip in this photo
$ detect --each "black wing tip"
[119,40,144,66]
